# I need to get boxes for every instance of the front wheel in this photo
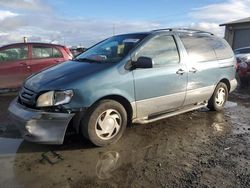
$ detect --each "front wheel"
[208,82,228,111]
[81,100,127,146]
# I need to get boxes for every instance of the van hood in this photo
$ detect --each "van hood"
[24,60,110,92]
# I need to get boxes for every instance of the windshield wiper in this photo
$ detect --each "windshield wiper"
[73,58,100,63]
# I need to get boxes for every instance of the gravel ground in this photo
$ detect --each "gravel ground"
[0,86,249,188]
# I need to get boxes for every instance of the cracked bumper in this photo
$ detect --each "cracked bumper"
[8,98,74,144]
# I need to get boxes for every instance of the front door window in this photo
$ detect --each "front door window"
[0,46,28,62]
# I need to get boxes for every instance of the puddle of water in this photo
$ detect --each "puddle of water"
[225,101,238,108]
[0,137,23,156]
[0,137,23,188]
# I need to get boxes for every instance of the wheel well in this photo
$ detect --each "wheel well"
[71,95,134,134]
[219,79,230,92]
[98,95,133,124]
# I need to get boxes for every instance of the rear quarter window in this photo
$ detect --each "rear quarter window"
[179,35,217,63]
[52,47,63,58]
[209,37,234,60]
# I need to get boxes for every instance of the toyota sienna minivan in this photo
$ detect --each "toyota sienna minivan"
[9,28,237,146]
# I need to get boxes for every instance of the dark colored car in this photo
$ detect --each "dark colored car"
[234,47,250,84]
[0,43,73,89]
[9,28,237,146]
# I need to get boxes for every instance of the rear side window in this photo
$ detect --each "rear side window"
[0,46,28,62]
[180,35,217,63]
[209,37,234,60]
[53,47,63,58]
[136,35,179,67]
[32,46,63,59]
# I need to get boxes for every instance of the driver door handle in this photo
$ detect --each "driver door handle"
[20,61,31,69]
[19,62,27,66]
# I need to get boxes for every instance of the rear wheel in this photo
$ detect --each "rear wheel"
[208,82,228,111]
[81,100,127,146]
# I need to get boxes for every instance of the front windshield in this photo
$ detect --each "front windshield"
[75,34,148,63]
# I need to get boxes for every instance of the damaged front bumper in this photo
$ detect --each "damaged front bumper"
[8,98,75,144]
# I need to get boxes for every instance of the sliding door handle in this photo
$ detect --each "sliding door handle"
[189,67,197,73]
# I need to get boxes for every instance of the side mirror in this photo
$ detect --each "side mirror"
[133,56,153,69]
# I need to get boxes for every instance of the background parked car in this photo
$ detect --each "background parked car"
[0,42,73,89]
[70,46,87,57]
[234,47,250,84]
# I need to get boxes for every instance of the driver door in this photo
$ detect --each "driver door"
[132,35,188,118]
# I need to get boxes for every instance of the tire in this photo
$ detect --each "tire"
[81,100,127,146]
[208,82,228,111]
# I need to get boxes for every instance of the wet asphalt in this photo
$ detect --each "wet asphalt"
[0,87,249,188]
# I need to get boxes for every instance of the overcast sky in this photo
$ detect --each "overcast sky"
[0,0,250,47]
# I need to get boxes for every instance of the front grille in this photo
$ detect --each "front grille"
[18,87,37,107]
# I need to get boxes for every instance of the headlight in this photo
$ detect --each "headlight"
[36,91,54,107]
[36,90,74,107]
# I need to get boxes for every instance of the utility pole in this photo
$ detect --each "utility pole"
[23,37,27,43]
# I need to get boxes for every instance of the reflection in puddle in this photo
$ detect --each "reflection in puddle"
[96,151,120,180]
[210,113,229,135]
[212,122,225,133]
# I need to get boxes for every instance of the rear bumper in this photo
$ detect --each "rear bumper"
[230,79,237,93]
[8,98,74,144]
